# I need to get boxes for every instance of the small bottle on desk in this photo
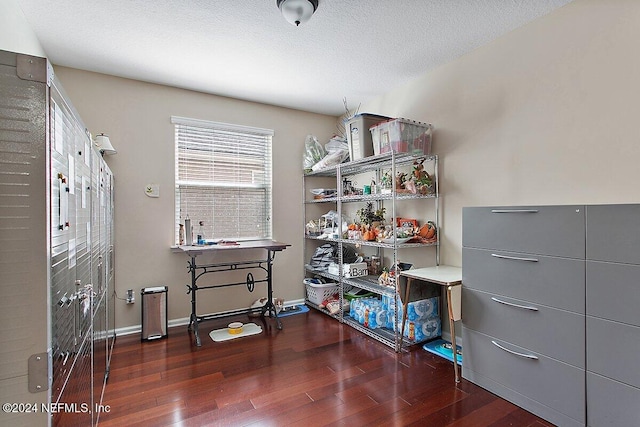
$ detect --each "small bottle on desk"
[197,221,205,245]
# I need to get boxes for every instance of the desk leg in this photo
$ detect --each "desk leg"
[260,250,282,330]
[447,285,460,383]
[188,256,202,347]
[191,312,201,347]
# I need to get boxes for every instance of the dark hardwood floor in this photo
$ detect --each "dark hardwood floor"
[98,309,554,427]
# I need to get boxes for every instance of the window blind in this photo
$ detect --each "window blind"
[172,116,273,243]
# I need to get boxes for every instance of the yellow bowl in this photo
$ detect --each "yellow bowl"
[228,322,244,334]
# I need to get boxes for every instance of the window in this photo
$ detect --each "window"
[172,116,273,243]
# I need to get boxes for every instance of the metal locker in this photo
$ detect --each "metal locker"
[0,50,115,427]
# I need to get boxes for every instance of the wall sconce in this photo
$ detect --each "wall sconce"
[276,0,318,26]
[94,133,116,155]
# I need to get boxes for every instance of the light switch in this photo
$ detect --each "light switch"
[145,184,160,198]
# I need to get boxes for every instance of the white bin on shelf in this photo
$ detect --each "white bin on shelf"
[345,113,391,160]
[304,280,339,305]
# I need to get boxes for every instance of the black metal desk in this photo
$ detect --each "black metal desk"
[177,240,290,346]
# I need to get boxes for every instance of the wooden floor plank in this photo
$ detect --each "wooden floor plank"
[96,309,554,426]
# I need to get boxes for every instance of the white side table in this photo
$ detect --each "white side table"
[400,265,463,383]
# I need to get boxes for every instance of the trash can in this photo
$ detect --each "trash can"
[141,286,168,341]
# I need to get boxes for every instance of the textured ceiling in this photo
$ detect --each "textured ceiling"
[17,0,573,116]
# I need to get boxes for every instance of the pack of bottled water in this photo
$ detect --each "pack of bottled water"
[406,297,438,320]
[349,295,441,341]
[402,317,441,342]
[349,297,387,329]
[386,296,441,342]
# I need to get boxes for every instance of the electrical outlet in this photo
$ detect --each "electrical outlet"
[126,289,135,304]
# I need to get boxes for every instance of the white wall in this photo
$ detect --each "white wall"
[361,0,640,267]
[9,0,640,332]
[53,67,337,330]
[0,0,45,57]
[1,0,338,331]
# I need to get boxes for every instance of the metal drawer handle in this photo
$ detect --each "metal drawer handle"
[491,297,539,311]
[490,209,539,213]
[491,340,539,360]
[491,253,539,262]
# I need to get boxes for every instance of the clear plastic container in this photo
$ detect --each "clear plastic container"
[370,118,433,155]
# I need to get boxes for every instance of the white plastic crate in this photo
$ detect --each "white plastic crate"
[305,281,339,305]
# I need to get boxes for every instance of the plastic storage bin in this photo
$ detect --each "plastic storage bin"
[370,118,433,155]
[345,113,390,160]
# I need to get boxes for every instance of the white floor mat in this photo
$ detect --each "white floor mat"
[209,323,262,342]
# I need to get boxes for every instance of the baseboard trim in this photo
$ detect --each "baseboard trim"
[114,298,306,337]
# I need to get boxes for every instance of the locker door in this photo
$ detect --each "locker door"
[50,91,83,404]
[0,52,50,427]
[104,165,116,365]
[92,155,109,413]
[50,85,99,426]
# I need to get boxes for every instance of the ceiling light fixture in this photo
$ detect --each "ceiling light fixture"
[276,0,318,26]
[94,133,117,155]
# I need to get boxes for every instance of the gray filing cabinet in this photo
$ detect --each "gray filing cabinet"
[463,204,640,427]
[462,205,586,427]
[585,205,640,427]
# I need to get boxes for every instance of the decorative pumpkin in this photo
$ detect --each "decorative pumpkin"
[419,221,437,239]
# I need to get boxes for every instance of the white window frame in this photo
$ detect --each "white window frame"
[172,116,273,244]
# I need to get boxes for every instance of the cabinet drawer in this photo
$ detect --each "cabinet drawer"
[587,317,640,388]
[463,205,585,258]
[463,288,585,367]
[587,372,640,427]
[462,328,585,426]
[587,204,640,264]
[462,247,585,313]
[587,261,640,326]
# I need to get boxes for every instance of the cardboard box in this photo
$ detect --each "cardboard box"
[328,262,369,278]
